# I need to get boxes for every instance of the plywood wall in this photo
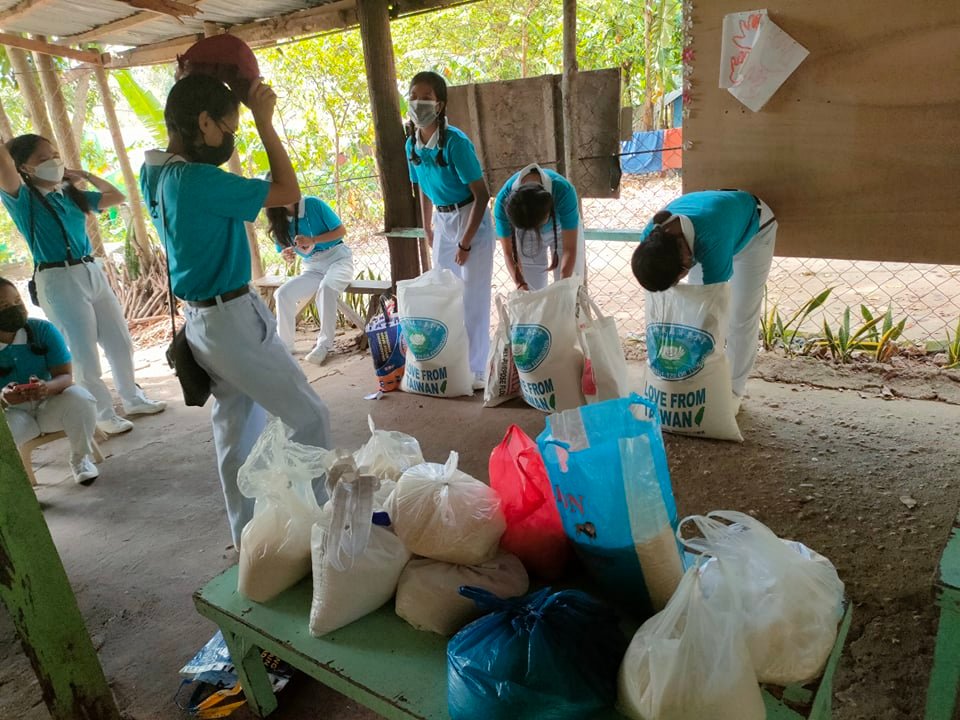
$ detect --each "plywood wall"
[685,2,960,263]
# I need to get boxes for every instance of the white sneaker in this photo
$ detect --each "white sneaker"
[97,415,134,435]
[70,455,99,485]
[124,398,167,416]
[305,346,329,366]
[472,374,487,392]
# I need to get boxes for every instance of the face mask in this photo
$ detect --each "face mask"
[30,158,65,184]
[193,129,235,166]
[0,304,27,333]
[408,100,439,128]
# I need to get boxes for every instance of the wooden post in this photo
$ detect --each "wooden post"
[93,65,155,269]
[561,0,578,186]
[356,0,419,285]
[6,45,54,139]
[0,93,14,139]
[33,39,105,256]
[202,23,263,280]
[0,417,122,720]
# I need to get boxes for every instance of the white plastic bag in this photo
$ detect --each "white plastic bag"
[397,268,474,397]
[385,451,506,565]
[507,276,585,412]
[309,458,411,636]
[237,417,333,603]
[353,415,424,482]
[483,296,522,407]
[679,511,844,685]
[578,286,630,403]
[618,559,765,720]
[643,283,742,441]
[395,552,529,635]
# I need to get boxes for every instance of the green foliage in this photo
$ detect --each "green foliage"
[815,306,905,363]
[761,287,832,355]
[944,317,960,369]
[112,69,167,147]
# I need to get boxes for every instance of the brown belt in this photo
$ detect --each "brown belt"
[187,285,250,308]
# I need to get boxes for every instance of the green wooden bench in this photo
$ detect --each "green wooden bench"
[194,565,852,719]
[925,511,960,719]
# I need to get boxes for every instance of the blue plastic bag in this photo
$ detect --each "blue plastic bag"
[447,586,627,720]
[537,394,682,616]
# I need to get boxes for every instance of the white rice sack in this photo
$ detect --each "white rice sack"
[398,268,474,398]
[385,452,506,565]
[643,283,742,442]
[309,461,411,637]
[483,296,521,407]
[395,553,530,635]
[353,415,424,482]
[507,276,585,412]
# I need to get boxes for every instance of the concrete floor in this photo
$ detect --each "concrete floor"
[1,332,958,720]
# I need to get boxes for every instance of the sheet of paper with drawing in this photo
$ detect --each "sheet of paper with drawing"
[720,9,809,112]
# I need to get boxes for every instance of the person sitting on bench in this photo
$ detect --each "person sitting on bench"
[266,194,353,365]
[0,277,99,485]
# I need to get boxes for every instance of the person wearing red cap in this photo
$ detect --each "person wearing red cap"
[176,34,261,103]
[139,74,332,548]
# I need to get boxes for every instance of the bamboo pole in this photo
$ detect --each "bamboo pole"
[0,93,14,140]
[356,0,419,284]
[561,0,578,186]
[202,23,263,280]
[93,65,155,270]
[71,70,90,148]
[33,38,105,256]
[6,45,53,139]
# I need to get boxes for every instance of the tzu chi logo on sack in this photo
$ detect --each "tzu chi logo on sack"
[646,323,715,380]
[399,317,448,362]
[510,324,552,372]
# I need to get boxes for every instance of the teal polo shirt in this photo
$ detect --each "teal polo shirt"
[640,190,760,284]
[0,184,101,263]
[406,125,483,207]
[0,318,71,386]
[493,168,580,238]
[278,196,344,258]
[140,151,270,301]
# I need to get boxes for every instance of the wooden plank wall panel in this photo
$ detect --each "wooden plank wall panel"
[685,2,960,263]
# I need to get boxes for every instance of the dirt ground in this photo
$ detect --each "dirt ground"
[1,331,958,720]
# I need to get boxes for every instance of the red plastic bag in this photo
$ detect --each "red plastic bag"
[489,425,570,580]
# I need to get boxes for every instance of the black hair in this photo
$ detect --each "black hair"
[0,276,46,359]
[405,71,448,168]
[631,220,685,292]
[506,182,560,271]
[164,74,239,162]
[6,134,90,214]
[266,205,293,248]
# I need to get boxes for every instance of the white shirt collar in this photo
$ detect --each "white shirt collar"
[287,198,307,221]
[144,149,188,166]
[0,327,27,350]
[415,118,448,151]
[678,214,696,254]
[512,163,554,193]
[36,185,62,197]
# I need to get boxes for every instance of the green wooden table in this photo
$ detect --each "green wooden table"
[925,512,960,720]
[194,566,852,719]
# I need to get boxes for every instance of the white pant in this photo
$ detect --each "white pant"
[36,261,145,421]
[432,204,495,375]
[687,201,778,396]
[184,291,332,546]
[5,385,97,459]
[516,222,586,291]
[275,244,354,351]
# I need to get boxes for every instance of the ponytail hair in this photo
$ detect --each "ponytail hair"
[406,70,449,168]
[6,134,90,214]
[266,206,292,248]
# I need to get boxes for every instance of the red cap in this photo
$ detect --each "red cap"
[177,34,259,81]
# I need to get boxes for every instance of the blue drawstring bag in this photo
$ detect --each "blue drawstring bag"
[537,394,682,616]
[447,586,627,720]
